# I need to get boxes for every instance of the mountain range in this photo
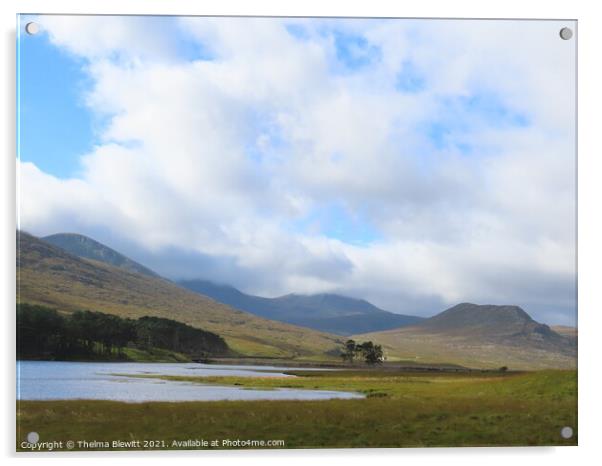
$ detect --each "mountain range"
[178,279,424,335]
[17,231,577,369]
[37,233,424,335]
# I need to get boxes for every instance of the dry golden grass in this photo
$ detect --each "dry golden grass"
[356,326,576,370]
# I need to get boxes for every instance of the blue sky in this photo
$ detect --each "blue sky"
[18,22,96,178]
[289,202,383,246]
[16,16,577,324]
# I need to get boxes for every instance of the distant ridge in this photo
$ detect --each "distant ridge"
[42,233,159,278]
[357,303,576,370]
[418,303,564,342]
[179,279,424,335]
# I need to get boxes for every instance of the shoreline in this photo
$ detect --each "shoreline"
[16,358,525,374]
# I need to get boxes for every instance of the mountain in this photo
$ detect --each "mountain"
[418,303,566,342]
[356,303,576,370]
[42,233,159,278]
[178,279,424,335]
[17,232,344,359]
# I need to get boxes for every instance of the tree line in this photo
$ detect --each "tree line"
[17,303,229,360]
[340,339,384,364]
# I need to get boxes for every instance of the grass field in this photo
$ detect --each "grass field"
[17,369,577,450]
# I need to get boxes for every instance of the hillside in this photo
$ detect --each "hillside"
[551,325,578,338]
[16,232,344,359]
[42,233,159,278]
[356,303,577,370]
[179,279,424,335]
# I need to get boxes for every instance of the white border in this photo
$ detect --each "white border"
[2,1,601,465]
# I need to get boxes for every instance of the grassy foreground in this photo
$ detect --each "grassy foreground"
[16,369,577,450]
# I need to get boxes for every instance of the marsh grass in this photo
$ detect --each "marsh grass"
[16,369,576,450]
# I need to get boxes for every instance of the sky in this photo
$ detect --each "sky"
[17,15,577,325]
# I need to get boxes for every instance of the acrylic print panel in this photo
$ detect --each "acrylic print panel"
[16,15,577,451]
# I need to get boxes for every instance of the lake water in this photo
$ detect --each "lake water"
[17,361,363,402]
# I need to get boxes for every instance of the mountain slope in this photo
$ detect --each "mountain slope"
[179,279,424,335]
[551,325,577,338]
[42,233,159,278]
[356,303,576,370]
[17,232,343,359]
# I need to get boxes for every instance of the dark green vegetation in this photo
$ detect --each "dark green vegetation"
[17,303,228,361]
[179,279,424,335]
[358,303,577,370]
[17,369,577,449]
[42,233,159,278]
[135,315,228,357]
[341,339,384,364]
[17,232,344,359]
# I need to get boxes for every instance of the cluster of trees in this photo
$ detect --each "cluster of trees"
[340,339,384,365]
[135,316,228,356]
[17,303,229,360]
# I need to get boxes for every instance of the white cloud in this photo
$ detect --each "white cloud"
[36,15,181,62]
[18,16,576,324]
